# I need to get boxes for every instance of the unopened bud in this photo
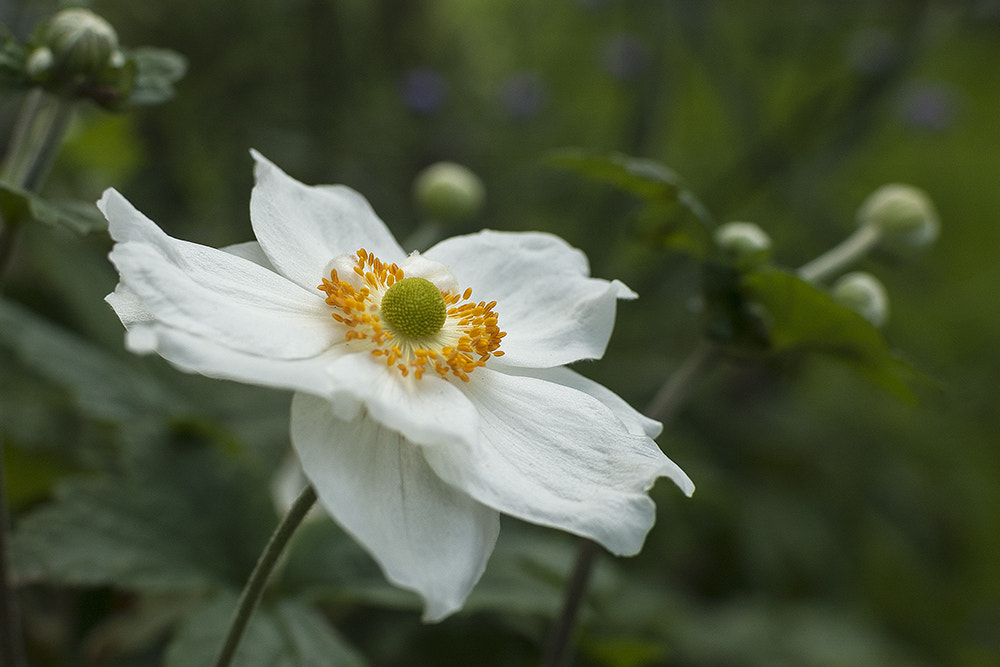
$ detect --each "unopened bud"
[43,8,120,79]
[413,162,485,223]
[832,271,890,328]
[25,47,55,80]
[857,183,939,252]
[714,221,772,270]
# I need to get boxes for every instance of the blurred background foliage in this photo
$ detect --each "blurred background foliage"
[2,0,999,665]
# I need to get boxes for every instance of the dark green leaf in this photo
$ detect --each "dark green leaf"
[741,270,922,402]
[2,440,76,508]
[0,182,106,233]
[546,150,715,255]
[10,443,275,590]
[128,47,187,106]
[0,299,183,422]
[165,592,367,667]
[0,27,28,93]
[582,635,666,667]
[546,149,685,201]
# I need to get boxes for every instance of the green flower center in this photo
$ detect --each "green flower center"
[379,277,447,339]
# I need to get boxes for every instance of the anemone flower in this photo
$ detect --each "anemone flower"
[101,151,694,621]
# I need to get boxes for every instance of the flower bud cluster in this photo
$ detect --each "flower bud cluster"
[797,183,939,327]
[12,8,144,109]
[27,9,123,85]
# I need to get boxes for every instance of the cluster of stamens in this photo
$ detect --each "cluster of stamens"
[318,248,505,381]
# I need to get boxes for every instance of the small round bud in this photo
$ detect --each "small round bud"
[857,183,939,252]
[413,162,485,223]
[831,271,890,328]
[25,47,55,80]
[43,8,120,79]
[714,221,772,269]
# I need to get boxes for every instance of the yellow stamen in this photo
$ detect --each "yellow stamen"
[318,248,505,382]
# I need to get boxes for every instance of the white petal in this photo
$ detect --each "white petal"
[423,369,694,556]
[400,251,459,293]
[325,352,479,449]
[291,393,500,621]
[492,363,662,438]
[222,241,273,269]
[101,189,336,360]
[249,151,405,291]
[112,315,341,400]
[424,230,635,367]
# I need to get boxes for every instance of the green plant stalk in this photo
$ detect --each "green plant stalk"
[797,224,882,285]
[0,87,76,667]
[0,88,76,290]
[214,484,318,667]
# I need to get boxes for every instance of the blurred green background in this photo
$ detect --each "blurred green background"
[2,1,999,665]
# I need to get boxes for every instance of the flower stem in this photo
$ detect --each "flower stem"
[796,224,881,285]
[0,437,26,667]
[0,88,75,292]
[645,340,721,423]
[0,88,76,667]
[214,484,317,667]
[541,341,720,667]
[540,539,599,667]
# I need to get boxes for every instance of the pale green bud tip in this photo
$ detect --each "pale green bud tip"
[25,47,55,78]
[857,183,939,250]
[380,277,447,339]
[413,162,486,223]
[714,221,772,268]
[44,8,120,77]
[832,271,890,328]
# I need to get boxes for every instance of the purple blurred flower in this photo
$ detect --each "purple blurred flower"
[401,68,449,115]
[898,81,960,132]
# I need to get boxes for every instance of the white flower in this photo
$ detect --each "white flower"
[101,151,694,621]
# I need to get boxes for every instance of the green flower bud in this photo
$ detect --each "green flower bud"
[714,221,772,270]
[831,271,890,328]
[43,8,120,79]
[857,183,939,252]
[413,162,485,223]
[25,47,55,80]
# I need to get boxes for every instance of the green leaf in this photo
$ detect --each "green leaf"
[10,442,275,591]
[1,440,76,508]
[165,592,367,667]
[741,270,922,402]
[0,299,183,422]
[582,635,666,667]
[128,47,187,106]
[0,27,29,93]
[0,182,107,233]
[546,150,715,254]
[546,149,687,201]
